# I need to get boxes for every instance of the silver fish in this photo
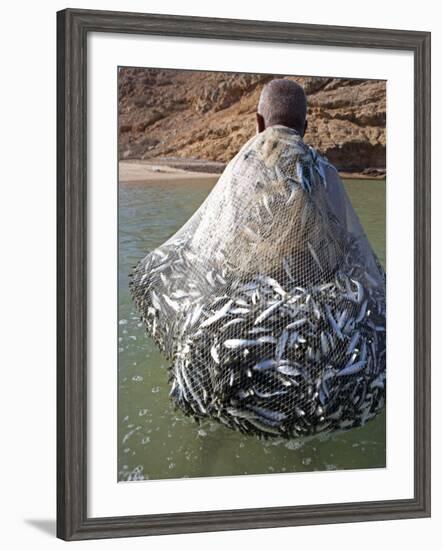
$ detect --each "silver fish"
[210,344,220,364]
[257,335,278,344]
[253,359,278,371]
[355,300,368,323]
[200,300,233,328]
[347,331,360,355]
[248,405,286,422]
[275,330,289,360]
[163,294,180,312]
[337,360,367,377]
[224,339,261,349]
[277,364,302,377]
[307,241,323,272]
[325,304,344,340]
[254,300,283,325]
[221,318,245,330]
[320,332,330,355]
[286,318,307,329]
[283,257,295,282]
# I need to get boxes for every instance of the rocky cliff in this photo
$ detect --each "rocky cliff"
[118,67,386,174]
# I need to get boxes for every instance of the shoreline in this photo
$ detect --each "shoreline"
[119,160,386,185]
[119,161,220,185]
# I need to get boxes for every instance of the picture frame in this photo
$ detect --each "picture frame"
[57,7,431,541]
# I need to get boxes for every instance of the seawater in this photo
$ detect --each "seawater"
[118,178,386,481]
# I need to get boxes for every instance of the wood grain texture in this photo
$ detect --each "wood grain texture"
[56,8,431,541]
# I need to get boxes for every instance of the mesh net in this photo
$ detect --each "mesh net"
[130,125,386,438]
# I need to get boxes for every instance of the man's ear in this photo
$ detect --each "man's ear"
[256,113,265,134]
[303,119,308,137]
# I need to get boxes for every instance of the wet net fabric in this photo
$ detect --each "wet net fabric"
[130,126,386,438]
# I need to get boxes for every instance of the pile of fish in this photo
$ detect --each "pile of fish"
[130,238,386,439]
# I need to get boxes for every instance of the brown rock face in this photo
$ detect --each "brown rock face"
[118,68,386,173]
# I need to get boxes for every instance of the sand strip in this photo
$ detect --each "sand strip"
[119,161,220,185]
[119,161,385,185]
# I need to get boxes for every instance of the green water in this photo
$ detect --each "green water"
[118,178,386,482]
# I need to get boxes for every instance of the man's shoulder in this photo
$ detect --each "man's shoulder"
[306,145,338,172]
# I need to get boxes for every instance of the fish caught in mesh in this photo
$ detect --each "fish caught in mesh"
[130,125,386,438]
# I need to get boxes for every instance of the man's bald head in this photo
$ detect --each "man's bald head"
[257,79,307,135]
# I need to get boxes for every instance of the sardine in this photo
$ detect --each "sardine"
[275,330,289,360]
[200,300,233,328]
[210,344,220,364]
[253,359,278,371]
[337,360,367,377]
[224,339,261,349]
[307,241,323,272]
[254,300,282,325]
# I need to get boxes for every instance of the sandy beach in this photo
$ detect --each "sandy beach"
[119,160,385,185]
[119,161,220,185]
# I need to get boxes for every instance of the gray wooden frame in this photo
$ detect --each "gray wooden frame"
[57,8,431,541]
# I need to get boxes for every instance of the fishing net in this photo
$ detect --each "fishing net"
[130,125,386,438]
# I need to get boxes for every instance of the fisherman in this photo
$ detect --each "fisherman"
[131,78,386,438]
[183,78,356,278]
[256,78,308,139]
[254,78,349,227]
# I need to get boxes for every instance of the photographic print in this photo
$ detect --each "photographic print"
[118,68,386,482]
[57,10,431,539]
